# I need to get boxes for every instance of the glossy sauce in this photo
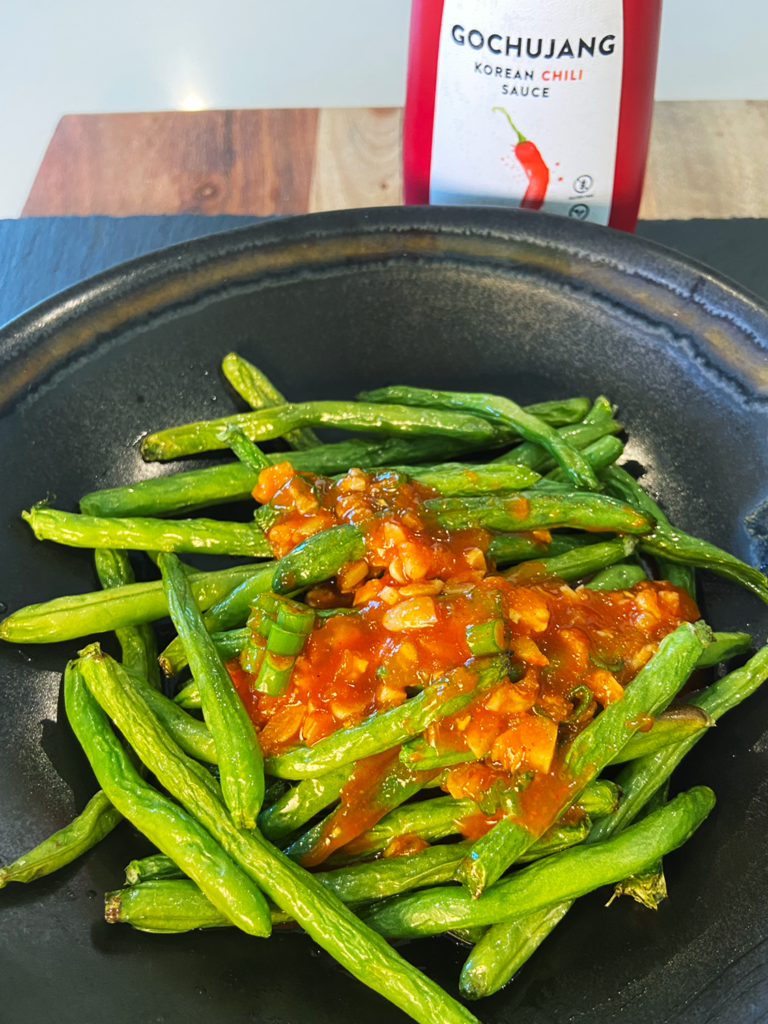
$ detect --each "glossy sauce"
[231,464,699,859]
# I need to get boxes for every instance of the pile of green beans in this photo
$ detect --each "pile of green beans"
[3,353,768,1024]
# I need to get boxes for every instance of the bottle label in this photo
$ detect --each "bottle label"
[429,0,624,224]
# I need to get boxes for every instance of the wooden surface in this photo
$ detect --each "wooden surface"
[22,100,768,220]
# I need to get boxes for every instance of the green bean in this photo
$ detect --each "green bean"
[23,505,272,558]
[492,413,622,472]
[609,704,713,764]
[79,638,486,1024]
[456,621,706,896]
[640,525,768,605]
[317,841,474,902]
[79,437,480,519]
[141,401,503,462]
[189,563,277,633]
[173,680,203,708]
[537,434,624,483]
[585,563,648,590]
[333,782,607,862]
[125,853,185,885]
[65,660,272,936]
[117,821,594,932]
[360,389,591,429]
[360,386,599,491]
[106,880,292,932]
[397,747,477,772]
[503,537,639,584]
[259,765,354,842]
[426,491,655,535]
[473,643,768,993]
[265,656,509,780]
[601,466,703,595]
[0,563,264,644]
[487,531,611,568]
[0,791,122,888]
[695,631,752,667]
[594,642,768,842]
[221,351,322,450]
[217,423,271,471]
[360,787,715,939]
[335,797,478,859]
[111,844,475,933]
[582,395,614,423]
[402,462,540,495]
[123,668,217,764]
[459,904,572,999]
[94,549,160,688]
[272,523,366,594]
[285,758,440,867]
[159,554,264,827]
[161,627,250,677]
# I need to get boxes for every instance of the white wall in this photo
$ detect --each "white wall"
[1,0,767,219]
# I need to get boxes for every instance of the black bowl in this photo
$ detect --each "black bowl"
[2,206,768,1024]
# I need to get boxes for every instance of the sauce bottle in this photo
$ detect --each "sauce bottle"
[403,0,662,231]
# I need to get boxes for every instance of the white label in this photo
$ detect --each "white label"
[429,0,624,225]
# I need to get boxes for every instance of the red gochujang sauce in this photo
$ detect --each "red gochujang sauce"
[228,463,699,858]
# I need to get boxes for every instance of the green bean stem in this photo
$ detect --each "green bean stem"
[158,555,264,827]
[609,782,670,910]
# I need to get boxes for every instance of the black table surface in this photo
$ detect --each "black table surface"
[1,214,768,332]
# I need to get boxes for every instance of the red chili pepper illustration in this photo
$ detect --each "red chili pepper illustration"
[493,107,550,210]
